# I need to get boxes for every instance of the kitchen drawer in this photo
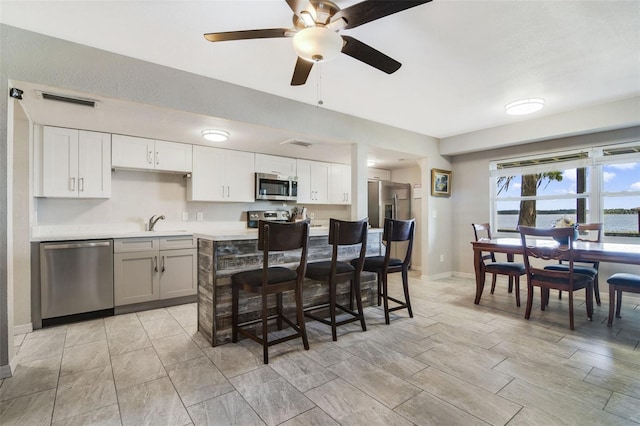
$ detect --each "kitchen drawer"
[114,238,159,253]
[159,237,196,250]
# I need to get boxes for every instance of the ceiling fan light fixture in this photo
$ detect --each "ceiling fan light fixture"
[505,98,545,116]
[202,129,229,142]
[293,26,343,62]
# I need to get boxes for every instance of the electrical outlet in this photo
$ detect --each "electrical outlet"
[440,254,444,262]
[197,212,204,222]
[182,212,189,221]
[309,212,315,220]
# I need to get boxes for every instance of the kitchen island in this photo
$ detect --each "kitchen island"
[197,228,384,346]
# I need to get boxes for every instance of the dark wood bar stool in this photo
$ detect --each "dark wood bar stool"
[472,222,525,307]
[231,220,310,364]
[356,218,415,325]
[606,273,640,327]
[304,218,368,341]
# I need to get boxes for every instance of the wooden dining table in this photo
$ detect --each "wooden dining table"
[471,238,640,304]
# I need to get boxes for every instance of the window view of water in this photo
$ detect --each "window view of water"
[497,213,638,233]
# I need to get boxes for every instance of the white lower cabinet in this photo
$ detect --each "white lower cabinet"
[114,236,196,306]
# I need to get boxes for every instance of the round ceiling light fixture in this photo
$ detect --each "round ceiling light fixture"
[293,26,343,63]
[367,160,377,167]
[201,129,229,142]
[505,98,545,116]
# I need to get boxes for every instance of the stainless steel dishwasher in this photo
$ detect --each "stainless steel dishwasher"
[40,240,114,324]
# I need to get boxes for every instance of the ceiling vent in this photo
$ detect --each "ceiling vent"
[39,92,98,108]
[280,138,313,148]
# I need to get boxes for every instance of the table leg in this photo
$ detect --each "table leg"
[474,249,485,304]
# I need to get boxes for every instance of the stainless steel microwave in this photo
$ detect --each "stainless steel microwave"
[255,173,298,201]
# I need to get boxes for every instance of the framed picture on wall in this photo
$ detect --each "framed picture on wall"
[431,168,451,197]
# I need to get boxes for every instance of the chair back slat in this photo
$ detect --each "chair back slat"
[576,223,602,242]
[472,222,497,263]
[518,226,579,286]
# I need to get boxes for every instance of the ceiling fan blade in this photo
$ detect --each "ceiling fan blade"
[285,0,317,22]
[334,0,432,30]
[341,36,401,74]
[204,29,290,42]
[291,57,314,86]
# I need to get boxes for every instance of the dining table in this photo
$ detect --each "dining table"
[471,237,640,304]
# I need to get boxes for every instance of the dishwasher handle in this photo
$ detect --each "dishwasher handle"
[43,241,112,250]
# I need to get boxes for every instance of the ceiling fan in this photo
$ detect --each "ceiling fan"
[204,0,432,86]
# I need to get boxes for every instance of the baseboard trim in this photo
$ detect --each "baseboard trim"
[453,271,475,280]
[13,323,33,335]
[425,272,453,280]
[0,361,15,379]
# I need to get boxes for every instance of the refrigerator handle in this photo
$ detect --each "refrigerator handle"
[393,193,398,220]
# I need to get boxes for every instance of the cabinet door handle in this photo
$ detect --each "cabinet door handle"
[221,186,225,197]
[156,152,160,165]
[227,186,230,198]
[161,256,165,272]
[148,150,153,165]
[154,256,158,272]
[79,178,84,192]
[70,177,75,191]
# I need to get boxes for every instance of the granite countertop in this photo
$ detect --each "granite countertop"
[196,226,383,241]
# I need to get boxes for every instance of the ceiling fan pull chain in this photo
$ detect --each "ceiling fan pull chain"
[317,63,323,106]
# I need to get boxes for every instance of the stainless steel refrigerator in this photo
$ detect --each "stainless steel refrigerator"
[368,180,412,228]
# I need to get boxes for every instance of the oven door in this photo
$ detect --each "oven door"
[256,173,296,201]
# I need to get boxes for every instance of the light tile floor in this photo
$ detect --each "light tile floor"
[1,274,639,425]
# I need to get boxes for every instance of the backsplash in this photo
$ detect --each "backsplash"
[34,170,348,228]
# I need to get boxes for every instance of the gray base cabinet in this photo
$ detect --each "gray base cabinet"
[114,237,196,306]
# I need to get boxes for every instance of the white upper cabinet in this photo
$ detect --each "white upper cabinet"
[330,163,351,205]
[112,134,192,173]
[296,159,330,204]
[188,145,255,202]
[367,167,391,181]
[255,154,297,176]
[35,125,111,198]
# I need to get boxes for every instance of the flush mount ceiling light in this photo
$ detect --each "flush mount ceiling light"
[201,129,229,142]
[293,26,343,63]
[505,98,545,116]
[367,160,377,167]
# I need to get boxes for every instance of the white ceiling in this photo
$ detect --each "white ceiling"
[2,0,640,166]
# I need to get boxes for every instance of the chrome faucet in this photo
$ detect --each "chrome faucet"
[148,214,165,231]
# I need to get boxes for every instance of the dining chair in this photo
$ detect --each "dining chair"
[472,223,525,307]
[356,218,415,325]
[544,223,602,305]
[304,218,368,341]
[231,220,310,364]
[606,273,640,327]
[518,226,594,330]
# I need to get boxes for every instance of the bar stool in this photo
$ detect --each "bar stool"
[356,218,415,325]
[607,273,640,327]
[231,220,310,364]
[304,218,368,341]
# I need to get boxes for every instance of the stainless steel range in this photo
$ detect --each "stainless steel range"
[246,210,291,228]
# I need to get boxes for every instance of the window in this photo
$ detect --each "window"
[490,143,640,238]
